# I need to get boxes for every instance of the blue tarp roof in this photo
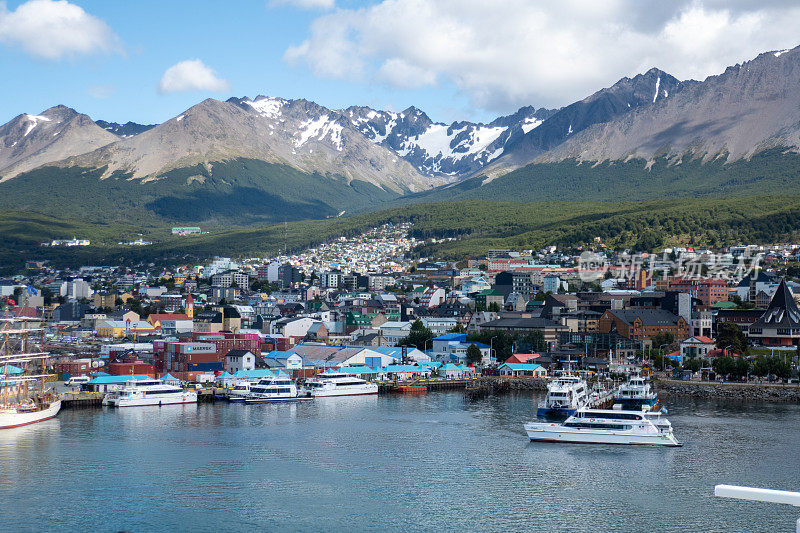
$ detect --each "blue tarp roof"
[499,363,542,370]
[440,363,467,371]
[433,333,467,342]
[160,373,180,381]
[91,371,110,377]
[453,342,490,349]
[232,369,278,379]
[336,365,380,374]
[87,375,150,384]
[215,372,234,380]
[418,361,442,368]
[382,364,429,373]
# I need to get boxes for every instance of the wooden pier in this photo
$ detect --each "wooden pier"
[378,377,477,394]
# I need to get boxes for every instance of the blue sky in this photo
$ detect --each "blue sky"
[2,0,800,127]
[0,0,478,125]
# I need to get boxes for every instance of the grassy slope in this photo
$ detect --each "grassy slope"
[385,148,800,208]
[0,159,399,226]
[5,195,800,273]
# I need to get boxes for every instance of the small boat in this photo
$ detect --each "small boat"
[536,376,588,417]
[613,376,658,411]
[103,379,197,407]
[245,376,311,403]
[300,372,378,398]
[391,385,427,394]
[525,407,680,446]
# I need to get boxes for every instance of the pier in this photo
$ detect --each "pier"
[59,391,104,408]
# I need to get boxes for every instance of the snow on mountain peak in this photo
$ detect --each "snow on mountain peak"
[294,114,344,151]
[22,114,52,136]
[245,96,286,119]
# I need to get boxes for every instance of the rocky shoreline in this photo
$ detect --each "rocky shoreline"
[654,380,800,402]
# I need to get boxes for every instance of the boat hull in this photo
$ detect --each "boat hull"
[245,396,312,404]
[307,389,378,398]
[0,400,61,429]
[524,422,680,447]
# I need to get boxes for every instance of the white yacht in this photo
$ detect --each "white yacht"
[613,376,658,411]
[103,379,197,407]
[301,372,378,397]
[226,380,259,402]
[245,376,310,403]
[537,376,588,417]
[525,407,680,446]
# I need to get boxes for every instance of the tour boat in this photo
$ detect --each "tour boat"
[226,380,259,402]
[300,372,378,397]
[245,376,311,403]
[102,379,197,407]
[613,376,658,411]
[0,317,61,429]
[536,376,589,417]
[525,407,680,446]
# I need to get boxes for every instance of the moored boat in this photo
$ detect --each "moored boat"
[301,372,378,397]
[536,376,589,417]
[245,375,311,403]
[0,317,61,429]
[103,379,197,407]
[613,376,658,411]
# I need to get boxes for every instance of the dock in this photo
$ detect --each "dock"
[59,391,104,408]
[378,377,477,394]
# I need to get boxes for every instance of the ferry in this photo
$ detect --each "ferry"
[0,317,61,429]
[245,376,311,403]
[613,376,658,411]
[525,407,680,446]
[102,379,197,407]
[301,372,378,397]
[536,376,588,417]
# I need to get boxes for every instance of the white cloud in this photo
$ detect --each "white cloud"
[270,0,334,8]
[0,0,119,60]
[158,59,230,94]
[285,0,800,112]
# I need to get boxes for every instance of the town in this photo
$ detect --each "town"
[3,223,799,393]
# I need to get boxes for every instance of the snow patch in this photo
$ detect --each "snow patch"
[176,114,185,122]
[567,124,573,135]
[653,76,661,103]
[245,97,285,119]
[294,115,344,151]
[22,114,51,136]
[774,49,790,57]
[521,117,543,134]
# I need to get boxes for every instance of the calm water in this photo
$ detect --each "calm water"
[0,392,798,532]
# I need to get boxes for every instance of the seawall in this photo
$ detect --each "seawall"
[654,380,800,403]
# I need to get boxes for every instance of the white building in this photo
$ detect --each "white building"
[378,321,412,345]
[271,317,320,338]
[225,350,256,373]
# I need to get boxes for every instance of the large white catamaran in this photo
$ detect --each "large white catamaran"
[0,316,61,429]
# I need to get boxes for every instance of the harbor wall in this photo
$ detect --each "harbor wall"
[654,380,800,403]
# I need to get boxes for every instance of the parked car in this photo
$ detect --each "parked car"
[66,375,91,387]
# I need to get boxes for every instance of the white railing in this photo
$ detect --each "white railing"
[715,484,800,532]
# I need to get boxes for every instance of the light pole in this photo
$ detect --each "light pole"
[490,336,498,366]
[659,343,670,372]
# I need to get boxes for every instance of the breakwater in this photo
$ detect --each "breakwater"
[465,376,548,399]
[655,379,800,402]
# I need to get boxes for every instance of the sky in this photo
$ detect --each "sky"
[1,0,800,126]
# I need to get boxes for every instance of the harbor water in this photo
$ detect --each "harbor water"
[0,392,798,532]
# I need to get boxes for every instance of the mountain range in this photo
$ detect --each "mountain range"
[2,44,800,225]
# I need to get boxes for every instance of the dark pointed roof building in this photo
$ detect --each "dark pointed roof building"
[748,280,800,346]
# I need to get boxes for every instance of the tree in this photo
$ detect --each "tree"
[752,355,769,377]
[652,332,675,350]
[467,330,516,362]
[466,343,483,365]
[732,357,750,380]
[398,319,434,351]
[683,357,702,373]
[712,356,735,379]
[488,301,500,312]
[716,323,749,356]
